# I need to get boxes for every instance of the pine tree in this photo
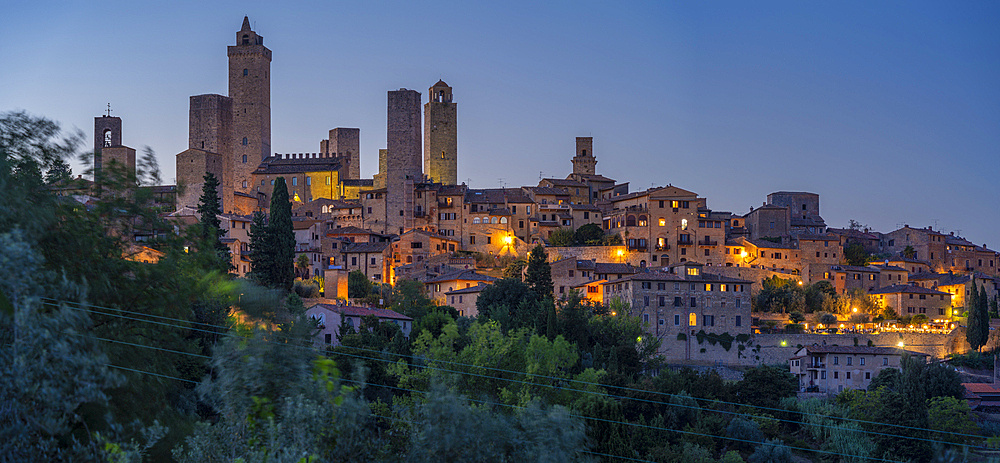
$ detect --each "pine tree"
[197,172,231,272]
[268,177,295,291]
[525,244,553,298]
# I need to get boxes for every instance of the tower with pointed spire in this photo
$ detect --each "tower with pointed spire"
[228,16,271,196]
[424,80,457,185]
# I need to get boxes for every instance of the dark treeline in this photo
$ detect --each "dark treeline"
[0,111,989,462]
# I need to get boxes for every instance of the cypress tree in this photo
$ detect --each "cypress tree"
[248,210,270,285]
[980,284,991,343]
[525,244,553,298]
[967,278,987,352]
[268,177,296,291]
[196,172,231,272]
[546,302,559,340]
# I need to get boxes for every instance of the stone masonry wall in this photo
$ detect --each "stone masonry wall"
[189,94,234,212]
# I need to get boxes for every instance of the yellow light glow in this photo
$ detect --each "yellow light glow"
[636,336,643,343]
[839,324,845,328]
[740,251,747,258]
[798,281,803,285]
[610,311,617,316]
[780,340,788,347]
[897,341,905,347]
[852,307,858,313]
[503,235,513,245]
[617,249,625,257]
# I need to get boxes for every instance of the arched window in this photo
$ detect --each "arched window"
[242,154,247,163]
[491,217,498,224]
[243,68,248,76]
[500,217,508,224]
[638,215,647,227]
[322,206,328,213]
[103,129,112,147]
[626,215,636,227]
[242,137,248,146]
[582,149,587,156]
[473,217,480,224]
[640,260,646,267]
[662,255,669,264]
[242,180,247,188]
[242,35,249,45]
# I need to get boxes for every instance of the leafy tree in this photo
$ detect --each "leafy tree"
[747,439,793,463]
[525,244,553,299]
[803,280,836,313]
[754,276,804,313]
[902,245,916,259]
[726,417,764,451]
[348,270,371,299]
[43,157,72,184]
[789,311,805,323]
[574,223,604,245]
[197,172,231,272]
[137,145,162,186]
[844,243,870,266]
[735,365,798,409]
[927,396,979,444]
[548,227,575,247]
[295,253,310,279]
[502,258,527,280]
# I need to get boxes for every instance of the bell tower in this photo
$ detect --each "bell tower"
[424,80,457,185]
[228,16,271,196]
[571,137,596,176]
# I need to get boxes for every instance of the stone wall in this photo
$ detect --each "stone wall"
[228,21,271,197]
[176,149,224,211]
[93,116,122,172]
[705,266,799,292]
[545,245,638,265]
[385,89,422,234]
[329,128,360,180]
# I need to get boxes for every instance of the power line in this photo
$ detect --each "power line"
[44,298,986,446]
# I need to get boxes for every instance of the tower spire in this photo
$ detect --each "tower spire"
[241,16,251,31]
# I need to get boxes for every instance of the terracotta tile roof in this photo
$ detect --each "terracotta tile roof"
[445,283,491,295]
[309,303,411,321]
[800,345,928,356]
[868,284,949,296]
[342,242,390,253]
[425,269,498,284]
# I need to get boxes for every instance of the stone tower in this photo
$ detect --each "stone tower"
[186,94,234,211]
[385,88,422,234]
[423,80,457,185]
[228,16,271,196]
[321,128,361,179]
[571,137,596,176]
[93,115,122,173]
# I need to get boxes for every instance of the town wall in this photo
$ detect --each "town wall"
[545,245,640,266]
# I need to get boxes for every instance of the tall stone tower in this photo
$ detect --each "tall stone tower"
[228,16,271,196]
[423,80,457,185]
[571,137,596,176]
[385,89,422,234]
[185,94,234,211]
[93,115,122,173]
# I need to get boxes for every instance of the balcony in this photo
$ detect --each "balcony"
[805,363,826,370]
[699,239,718,246]
[413,210,427,218]
[655,244,670,251]
[677,239,693,246]
[438,200,454,208]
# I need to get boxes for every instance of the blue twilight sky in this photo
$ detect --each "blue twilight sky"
[2,1,998,247]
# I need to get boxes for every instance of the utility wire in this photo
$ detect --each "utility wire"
[45,298,986,446]
[113,361,900,463]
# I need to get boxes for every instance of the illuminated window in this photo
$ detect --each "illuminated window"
[671,201,679,208]
[689,313,697,326]
[681,219,688,230]
[326,176,331,185]
[686,267,699,276]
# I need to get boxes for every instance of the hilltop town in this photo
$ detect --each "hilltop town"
[8,14,1000,463]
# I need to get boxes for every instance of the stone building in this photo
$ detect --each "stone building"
[424,80,457,185]
[445,284,488,317]
[790,346,928,395]
[425,269,497,306]
[177,94,235,211]
[601,262,751,360]
[229,16,271,197]
[340,241,391,283]
[869,284,952,318]
[251,153,348,207]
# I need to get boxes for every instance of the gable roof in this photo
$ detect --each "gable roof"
[868,284,949,296]
[425,269,498,284]
[308,303,411,321]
